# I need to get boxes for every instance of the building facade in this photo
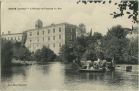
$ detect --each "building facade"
[25,22,77,55]
[1,32,23,42]
[1,20,78,55]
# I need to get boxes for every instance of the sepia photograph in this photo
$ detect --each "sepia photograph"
[1,0,138,91]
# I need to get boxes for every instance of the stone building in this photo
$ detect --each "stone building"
[1,31,23,42]
[1,20,78,55]
[25,20,77,55]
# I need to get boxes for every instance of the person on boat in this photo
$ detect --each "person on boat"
[100,59,107,70]
[86,60,92,69]
[93,58,101,69]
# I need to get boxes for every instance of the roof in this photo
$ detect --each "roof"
[24,22,77,32]
[2,32,23,36]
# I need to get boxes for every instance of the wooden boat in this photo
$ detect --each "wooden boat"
[79,68,105,72]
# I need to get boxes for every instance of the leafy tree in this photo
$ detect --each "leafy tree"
[13,42,31,61]
[34,46,56,62]
[60,24,137,64]
[77,0,138,23]
[21,32,27,45]
[83,32,103,61]
[102,25,129,63]
[59,32,103,63]
[34,49,42,61]
[77,23,86,37]
[59,36,88,63]
[128,37,138,64]
[1,40,13,68]
[92,32,103,40]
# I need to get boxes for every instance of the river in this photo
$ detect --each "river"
[1,62,138,91]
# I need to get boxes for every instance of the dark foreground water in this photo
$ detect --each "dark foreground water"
[1,62,138,91]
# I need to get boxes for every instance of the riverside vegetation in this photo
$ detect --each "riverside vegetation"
[1,25,138,72]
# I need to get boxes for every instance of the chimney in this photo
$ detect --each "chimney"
[8,31,11,34]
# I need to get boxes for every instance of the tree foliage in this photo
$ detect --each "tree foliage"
[22,31,27,45]
[77,23,87,37]
[34,46,56,62]
[60,25,138,64]
[13,42,31,61]
[102,25,129,63]
[1,40,13,68]
[1,39,32,69]
[128,37,138,64]
[59,32,103,63]
[77,0,138,23]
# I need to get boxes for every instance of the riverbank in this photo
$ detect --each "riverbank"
[116,64,138,72]
[11,59,139,72]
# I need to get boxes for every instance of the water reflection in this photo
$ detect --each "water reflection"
[1,62,138,91]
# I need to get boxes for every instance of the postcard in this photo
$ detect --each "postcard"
[1,0,138,91]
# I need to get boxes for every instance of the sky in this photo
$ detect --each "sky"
[1,0,136,35]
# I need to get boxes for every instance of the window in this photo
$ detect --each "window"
[53,43,55,47]
[53,36,55,40]
[37,31,39,35]
[48,36,50,40]
[48,29,50,33]
[42,31,44,35]
[59,35,61,39]
[59,43,61,47]
[59,27,61,32]
[43,37,44,41]
[15,37,16,40]
[30,32,32,36]
[53,29,55,33]
[37,38,39,42]
[30,40,32,42]
[11,37,13,40]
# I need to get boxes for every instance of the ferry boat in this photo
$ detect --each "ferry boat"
[79,58,115,72]
[79,68,105,72]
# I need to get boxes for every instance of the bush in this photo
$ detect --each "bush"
[13,42,31,61]
[34,46,56,62]
[1,40,13,69]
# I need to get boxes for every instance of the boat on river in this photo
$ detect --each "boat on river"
[79,58,115,72]
[79,68,105,72]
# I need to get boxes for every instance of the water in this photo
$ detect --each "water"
[1,62,138,91]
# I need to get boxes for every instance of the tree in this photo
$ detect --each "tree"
[77,0,138,23]
[102,25,129,63]
[1,40,13,68]
[128,37,138,64]
[59,32,103,63]
[77,23,86,37]
[13,42,31,61]
[83,32,103,61]
[21,32,27,45]
[34,46,56,62]
[34,49,42,61]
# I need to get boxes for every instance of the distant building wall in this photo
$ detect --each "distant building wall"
[1,21,78,55]
[25,23,77,55]
[1,33,23,42]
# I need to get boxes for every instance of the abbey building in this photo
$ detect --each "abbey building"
[2,20,77,55]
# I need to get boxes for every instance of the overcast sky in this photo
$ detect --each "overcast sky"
[1,0,136,35]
